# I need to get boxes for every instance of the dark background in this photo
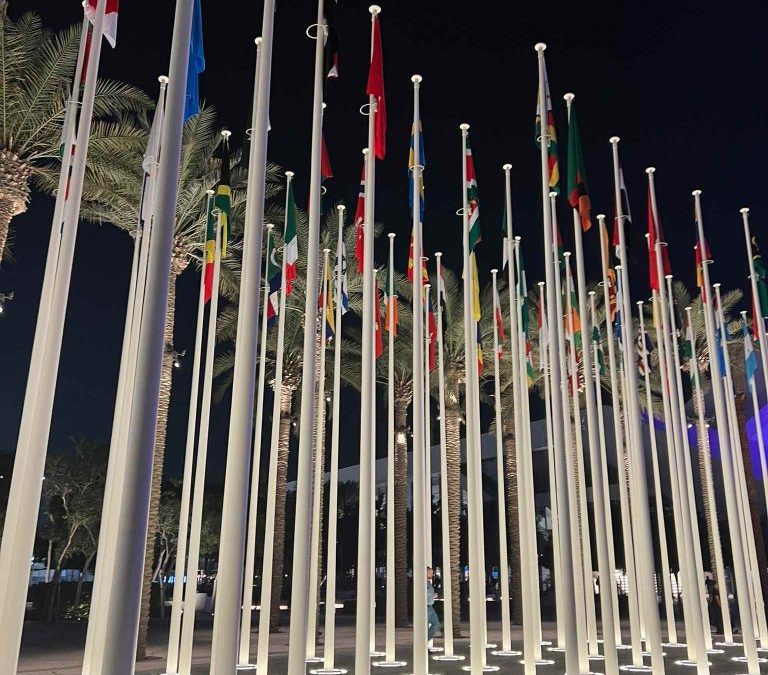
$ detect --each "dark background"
[1,0,765,480]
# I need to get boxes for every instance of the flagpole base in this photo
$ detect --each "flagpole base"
[372,660,408,668]
[306,656,325,664]
[235,665,257,671]
[433,654,465,661]
[310,668,349,675]
[461,665,500,672]
[489,650,522,657]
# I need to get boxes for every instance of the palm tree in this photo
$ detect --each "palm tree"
[213,207,359,630]
[0,2,151,262]
[69,107,274,658]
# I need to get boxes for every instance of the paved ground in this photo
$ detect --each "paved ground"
[17,617,768,673]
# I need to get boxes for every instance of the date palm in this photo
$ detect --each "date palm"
[0,2,152,263]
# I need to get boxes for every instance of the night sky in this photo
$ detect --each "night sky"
[1,0,766,480]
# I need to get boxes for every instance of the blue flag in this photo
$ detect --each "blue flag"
[184,0,205,121]
[744,320,759,386]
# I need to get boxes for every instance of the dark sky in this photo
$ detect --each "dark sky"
[1,0,766,479]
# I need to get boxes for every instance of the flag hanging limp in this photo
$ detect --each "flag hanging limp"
[366,14,387,160]
[184,0,205,121]
[86,0,119,48]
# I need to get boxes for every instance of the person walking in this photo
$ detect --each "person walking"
[427,567,442,640]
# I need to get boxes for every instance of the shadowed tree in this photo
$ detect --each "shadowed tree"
[0,2,151,262]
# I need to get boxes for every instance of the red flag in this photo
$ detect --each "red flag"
[354,163,366,273]
[374,275,384,358]
[366,14,386,160]
[86,0,119,48]
[694,242,711,303]
[427,298,437,371]
[494,299,505,356]
[321,134,333,181]
[647,188,671,292]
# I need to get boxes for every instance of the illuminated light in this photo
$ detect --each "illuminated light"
[732,656,768,663]
[461,666,499,672]
[619,666,653,672]
[371,660,406,668]
[490,650,522,657]
[674,660,712,667]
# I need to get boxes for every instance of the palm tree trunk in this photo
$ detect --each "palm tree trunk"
[502,418,523,625]
[394,398,410,627]
[694,385,718,575]
[136,262,180,660]
[445,404,463,634]
[0,149,32,263]
[270,383,296,630]
[734,390,768,612]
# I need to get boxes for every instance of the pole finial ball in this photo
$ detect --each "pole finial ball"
[369,5,381,15]
[564,92,575,102]
[363,148,370,155]
[491,268,498,275]
[435,251,442,258]
[206,189,215,196]
[221,130,232,139]
[514,235,521,242]
[563,251,571,258]
[411,74,423,83]
[713,282,721,289]
[460,123,470,131]
[609,136,620,144]
[740,207,750,214]
[548,191,557,198]
[597,213,606,221]
[503,163,512,171]
[158,75,169,84]
[323,248,331,254]
[692,189,702,196]
[285,170,294,178]
[388,232,396,239]
[535,42,547,52]
[646,166,656,174]
[255,37,262,45]
[266,223,275,229]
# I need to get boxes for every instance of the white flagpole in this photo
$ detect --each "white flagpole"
[237,37,268,667]
[694,189,759,671]
[285,0,329,667]
[596,214,642,657]
[369,278,381,659]
[664,273,711,652]
[563,93,618,668]
[460,123,486,675]
[432,252,462,662]
[743,310,768,517]
[491,269,513,655]
[165,194,213,675]
[178,198,225,675]
[588,290,622,646]
[513,238,542,665]
[610,137,665,672]
[256,172,294,675]
[534,44,579,674]
[354,8,382,672]
[0,2,107,664]
[318,205,348,673]
[550,200,589,673]
[210,0,274,664]
[637,301,679,648]
[684,306,733,643]
[424,282,434,571]
[539,281,566,650]
[307,249,332,662]
[715,286,768,646]
[563,251,598,660]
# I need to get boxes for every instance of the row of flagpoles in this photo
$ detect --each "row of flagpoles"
[3,2,768,675]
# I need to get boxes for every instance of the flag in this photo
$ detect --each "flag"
[518,247,530,336]
[535,59,559,193]
[86,0,119,48]
[502,211,510,270]
[409,119,425,221]
[476,323,484,375]
[471,256,481,323]
[494,286,505,356]
[744,319,758,386]
[335,233,349,315]
[636,329,653,376]
[323,0,339,79]
[374,274,384,358]
[266,232,281,326]
[465,137,481,254]
[384,264,399,335]
[427,296,437,371]
[565,265,582,349]
[683,318,696,384]
[647,187,671,292]
[407,230,428,286]
[321,135,333,181]
[600,219,618,321]
[613,166,632,259]
[214,137,231,258]
[752,236,768,331]
[614,272,623,342]
[538,289,548,371]
[566,102,591,231]
[366,14,386,160]
[694,241,711,303]
[593,325,606,376]
[437,264,447,305]
[319,259,336,339]
[284,180,298,295]
[184,0,205,121]
[203,196,216,303]
[354,162,366,273]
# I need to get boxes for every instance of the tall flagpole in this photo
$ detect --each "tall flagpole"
[210,0,274,664]
[563,93,618,668]
[694,189,759,672]
[166,194,213,675]
[424,282,434,571]
[377,232,407,668]
[0,3,108,665]
[409,74,428,675]
[610,137,665,672]
[369,279,381,660]
[318,205,348,674]
[256,172,293,675]
[307,249,332,661]
[237,38,268,668]
[178,200,225,675]
[534,42,579,675]
[596,214,642,658]
[684,306,733,642]
[491,269,512,655]
[433,252,462,662]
